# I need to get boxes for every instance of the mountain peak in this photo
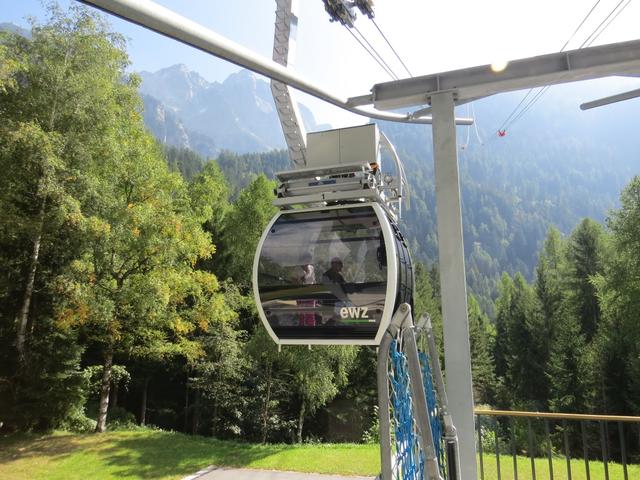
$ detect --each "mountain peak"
[223,69,261,86]
[163,63,191,74]
[0,22,32,39]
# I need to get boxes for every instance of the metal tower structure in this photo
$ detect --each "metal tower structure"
[271,0,307,168]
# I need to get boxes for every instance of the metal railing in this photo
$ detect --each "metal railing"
[474,409,640,480]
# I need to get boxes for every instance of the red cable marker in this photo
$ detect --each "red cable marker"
[497,130,507,137]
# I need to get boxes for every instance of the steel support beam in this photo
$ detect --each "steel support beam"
[431,92,476,480]
[363,39,640,110]
[580,87,640,110]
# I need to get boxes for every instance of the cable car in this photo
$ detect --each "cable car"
[252,124,413,345]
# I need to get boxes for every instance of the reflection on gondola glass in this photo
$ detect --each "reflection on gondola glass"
[256,206,388,340]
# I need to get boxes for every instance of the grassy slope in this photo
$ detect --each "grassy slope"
[0,430,379,479]
[1,430,638,480]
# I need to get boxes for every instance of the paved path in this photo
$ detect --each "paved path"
[183,466,375,480]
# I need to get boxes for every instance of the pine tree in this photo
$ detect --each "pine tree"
[467,295,496,404]
[535,227,564,333]
[564,218,606,341]
[414,262,443,357]
[495,273,548,409]
[494,272,515,386]
[591,176,640,414]
[547,314,589,413]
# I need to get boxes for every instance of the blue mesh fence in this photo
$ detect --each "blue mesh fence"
[389,338,425,480]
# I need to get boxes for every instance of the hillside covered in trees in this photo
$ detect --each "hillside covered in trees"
[137,63,637,317]
[1,5,640,452]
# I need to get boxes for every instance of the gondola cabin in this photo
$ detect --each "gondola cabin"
[252,124,413,345]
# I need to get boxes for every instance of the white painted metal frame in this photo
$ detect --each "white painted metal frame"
[351,39,640,110]
[431,91,476,480]
[271,0,307,168]
[251,202,398,346]
[580,87,640,110]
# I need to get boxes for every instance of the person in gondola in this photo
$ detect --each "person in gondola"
[322,257,350,324]
[295,252,317,327]
[322,257,346,285]
[294,252,315,285]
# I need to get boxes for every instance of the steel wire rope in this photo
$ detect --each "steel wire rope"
[342,24,399,80]
[471,102,484,145]
[504,86,550,129]
[462,104,471,150]
[584,0,634,47]
[579,0,629,48]
[370,18,413,77]
[495,89,536,134]
[504,0,633,132]
[494,0,604,135]
[461,101,485,151]
[353,23,401,80]
[560,0,603,51]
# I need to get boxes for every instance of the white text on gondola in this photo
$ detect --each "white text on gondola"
[340,307,369,319]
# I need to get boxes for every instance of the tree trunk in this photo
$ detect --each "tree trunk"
[111,382,119,409]
[15,194,47,365]
[140,377,150,426]
[211,405,219,437]
[95,352,113,433]
[15,47,71,367]
[296,400,306,444]
[191,389,201,435]
[260,362,273,444]
[183,384,190,433]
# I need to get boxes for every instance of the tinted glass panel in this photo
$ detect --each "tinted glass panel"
[257,206,388,340]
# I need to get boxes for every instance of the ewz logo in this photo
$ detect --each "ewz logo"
[340,306,369,319]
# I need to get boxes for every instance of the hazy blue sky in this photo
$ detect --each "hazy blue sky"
[4,0,640,126]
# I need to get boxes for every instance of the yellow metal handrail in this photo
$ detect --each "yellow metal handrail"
[475,408,640,423]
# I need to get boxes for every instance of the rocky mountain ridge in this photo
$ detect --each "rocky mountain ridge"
[139,65,324,156]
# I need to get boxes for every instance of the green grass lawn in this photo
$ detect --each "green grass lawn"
[0,429,637,479]
[0,429,379,479]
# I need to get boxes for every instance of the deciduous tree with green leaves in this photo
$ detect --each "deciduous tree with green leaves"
[0,4,137,367]
[56,123,232,431]
[216,174,277,286]
[282,345,357,443]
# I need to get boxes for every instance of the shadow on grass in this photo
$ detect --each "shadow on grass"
[99,431,291,479]
[0,432,97,464]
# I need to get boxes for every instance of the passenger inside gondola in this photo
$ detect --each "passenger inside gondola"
[256,206,389,340]
[295,253,317,326]
[321,256,350,325]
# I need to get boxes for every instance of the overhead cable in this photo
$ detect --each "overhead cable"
[560,0,603,51]
[512,0,634,127]
[495,89,535,133]
[496,0,607,134]
[353,24,400,79]
[506,86,550,128]
[371,18,413,77]
[343,25,399,80]
[583,0,634,47]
